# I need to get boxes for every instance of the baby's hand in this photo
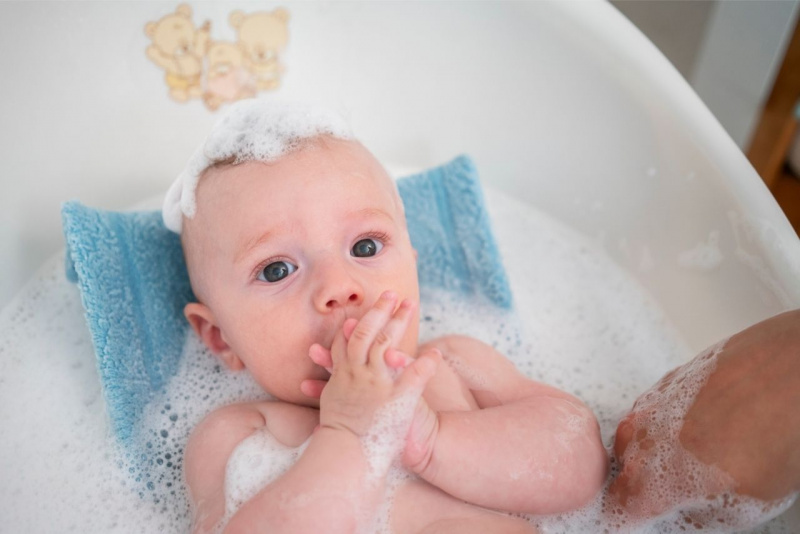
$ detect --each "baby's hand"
[306,291,439,439]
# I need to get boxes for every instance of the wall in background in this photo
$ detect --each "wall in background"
[613,0,800,149]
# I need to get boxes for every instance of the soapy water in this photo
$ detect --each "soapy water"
[1,188,798,532]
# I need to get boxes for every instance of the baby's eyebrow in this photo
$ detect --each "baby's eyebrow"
[348,207,394,222]
[234,225,284,265]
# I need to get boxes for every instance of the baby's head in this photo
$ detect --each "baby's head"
[164,100,420,407]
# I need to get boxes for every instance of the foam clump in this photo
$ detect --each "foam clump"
[356,393,420,534]
[361,392,419,481]
[221,428,309,529]
[677,231,724,272]
[162,99,355,233]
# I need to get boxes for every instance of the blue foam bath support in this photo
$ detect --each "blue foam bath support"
[61,155,512,444]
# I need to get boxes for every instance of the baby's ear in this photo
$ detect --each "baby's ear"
[184,302,245,371]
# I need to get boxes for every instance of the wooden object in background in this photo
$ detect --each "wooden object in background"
[747,18,800,236]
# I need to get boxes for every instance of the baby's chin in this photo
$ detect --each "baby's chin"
[261,376,326,409]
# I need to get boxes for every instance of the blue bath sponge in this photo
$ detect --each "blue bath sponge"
[62,155,512,444]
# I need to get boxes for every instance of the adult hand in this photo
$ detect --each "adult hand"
[609,310,800,523]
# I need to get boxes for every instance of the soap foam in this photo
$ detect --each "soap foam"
[1,188,798,533]
[162,99,354,233]
[225,428,308,514]
[361,392,420,482]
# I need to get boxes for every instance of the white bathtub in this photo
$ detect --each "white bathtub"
[1,1,798,532]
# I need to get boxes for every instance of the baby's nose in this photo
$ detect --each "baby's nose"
[325,290,361,310]
[314,264,364,312]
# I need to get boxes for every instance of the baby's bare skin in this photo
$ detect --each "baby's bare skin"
[180,137,607,533]
[185,318,599,533]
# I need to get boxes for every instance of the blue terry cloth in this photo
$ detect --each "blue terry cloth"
[399,156,512,309]
[62,154,512,444]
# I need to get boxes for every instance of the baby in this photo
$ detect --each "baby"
[163,100,608,533]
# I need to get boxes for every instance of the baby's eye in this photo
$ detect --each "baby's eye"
[257,261,297,283]
[351,238,384,258]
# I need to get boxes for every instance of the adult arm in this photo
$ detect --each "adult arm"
[609,310,800,522]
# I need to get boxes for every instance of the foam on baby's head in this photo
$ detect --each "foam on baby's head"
[162,99,355,234]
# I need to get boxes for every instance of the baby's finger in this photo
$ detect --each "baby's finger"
[342,318,358,341]
[394,348,441,396]
[300,379,327,399]
[347,291,397,365]
[385,348,413,369]
[329,327,349,369]
[309,343,334,371]
[368,299,416,373]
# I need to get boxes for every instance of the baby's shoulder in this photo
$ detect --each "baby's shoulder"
[183,400,318,531]
[189,400,318,452]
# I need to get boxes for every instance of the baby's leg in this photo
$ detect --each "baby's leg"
[391,479,537,534]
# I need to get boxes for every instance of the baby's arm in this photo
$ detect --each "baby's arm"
[404,335,608,515]
[185,292,438,534]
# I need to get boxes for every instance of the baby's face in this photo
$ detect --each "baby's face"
[183,138,420,407]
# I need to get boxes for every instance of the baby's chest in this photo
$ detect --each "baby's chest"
[222,365,479,528]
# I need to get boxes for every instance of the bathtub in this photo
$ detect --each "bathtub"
[1,1,798,532]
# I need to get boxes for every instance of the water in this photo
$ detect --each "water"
[0,187,796,532]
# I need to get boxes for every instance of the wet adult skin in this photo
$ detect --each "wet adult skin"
[611,309,800,524]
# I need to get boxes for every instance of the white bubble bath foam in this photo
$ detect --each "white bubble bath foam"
[1,187,797,533]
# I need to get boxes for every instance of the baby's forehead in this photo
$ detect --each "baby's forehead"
[193,144,400,225]
[199,140,396,197]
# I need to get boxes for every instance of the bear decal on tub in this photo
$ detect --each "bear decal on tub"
[144,4,290,110]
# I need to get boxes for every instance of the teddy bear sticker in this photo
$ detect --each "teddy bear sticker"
[144,4,210,102]
[144,4,289,110]
[204,41,256,111]
[229,9,290,92]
